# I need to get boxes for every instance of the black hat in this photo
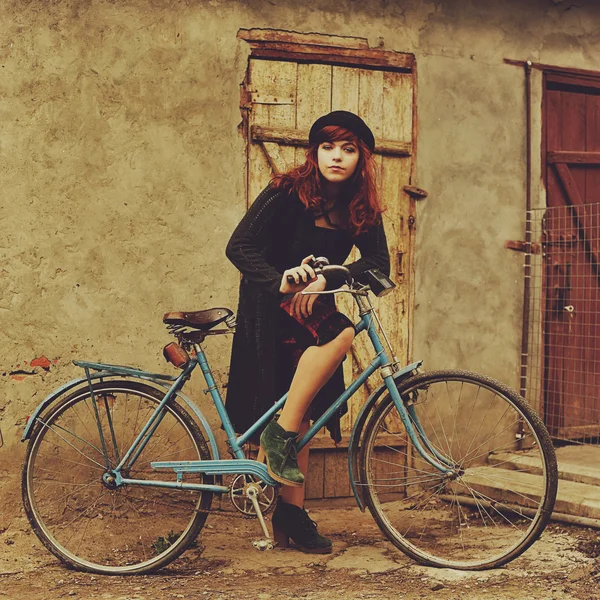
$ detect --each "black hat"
[309,110,375,152]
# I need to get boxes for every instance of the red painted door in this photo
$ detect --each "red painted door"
[543,72,600,440]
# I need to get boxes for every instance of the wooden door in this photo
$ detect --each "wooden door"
[543,72,600,440]
[241,39,416,498]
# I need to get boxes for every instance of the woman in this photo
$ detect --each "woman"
[226,110,389,554]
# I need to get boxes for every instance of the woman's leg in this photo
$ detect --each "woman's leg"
[260,326,354,488]
[277,327,355,434]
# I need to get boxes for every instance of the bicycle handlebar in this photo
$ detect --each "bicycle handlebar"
[285,257,352,287]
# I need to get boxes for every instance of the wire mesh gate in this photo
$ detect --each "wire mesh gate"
[525,202,600,443]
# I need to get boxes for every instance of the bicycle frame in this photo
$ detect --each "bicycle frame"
[26,297,454,497]
[137,303,452,489]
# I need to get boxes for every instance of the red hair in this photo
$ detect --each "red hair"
[271,125,384,236]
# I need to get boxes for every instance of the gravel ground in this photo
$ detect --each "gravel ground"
[1,483,599,600]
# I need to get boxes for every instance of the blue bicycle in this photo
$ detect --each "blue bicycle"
[21,260,557,575]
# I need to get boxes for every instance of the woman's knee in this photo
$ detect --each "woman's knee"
[336,326,355,352]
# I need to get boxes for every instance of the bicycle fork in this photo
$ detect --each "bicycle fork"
[382,376,457,475]
[358,296,455,477]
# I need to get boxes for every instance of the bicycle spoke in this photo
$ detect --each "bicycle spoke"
[35,479,101,512]
[39,421,107,470]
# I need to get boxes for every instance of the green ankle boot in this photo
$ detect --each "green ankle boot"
[258,420,304,487]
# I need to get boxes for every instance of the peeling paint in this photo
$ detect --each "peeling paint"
[30,356,51,370]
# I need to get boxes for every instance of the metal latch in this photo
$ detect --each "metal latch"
[505,240,542,254]
[397,250,404,281]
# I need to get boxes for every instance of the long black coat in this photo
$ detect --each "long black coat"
[225,184,390,440]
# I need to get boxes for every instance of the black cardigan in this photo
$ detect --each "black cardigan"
[225,184,390,440]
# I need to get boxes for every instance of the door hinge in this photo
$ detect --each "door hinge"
[505,240,541,254]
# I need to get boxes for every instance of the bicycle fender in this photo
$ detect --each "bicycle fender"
[347,360,422,512]
[21,374,220,461]
[22,374,97,442]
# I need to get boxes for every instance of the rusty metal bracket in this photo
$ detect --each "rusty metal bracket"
[505,240,542,254]
[403,185,428,200]
[250,92,295,105]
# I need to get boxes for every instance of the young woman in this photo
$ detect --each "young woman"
[226,110,389,554]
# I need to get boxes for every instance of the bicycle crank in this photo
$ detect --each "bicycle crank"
[229,474,277,517]
[246,484,274,551]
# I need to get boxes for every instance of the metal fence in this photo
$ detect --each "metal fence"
[524,202,600,444]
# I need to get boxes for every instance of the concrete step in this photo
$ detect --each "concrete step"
[489,445,600,487]
[452,465,600,521]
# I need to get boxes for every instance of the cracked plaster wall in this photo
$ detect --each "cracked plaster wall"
[1,0,600,461]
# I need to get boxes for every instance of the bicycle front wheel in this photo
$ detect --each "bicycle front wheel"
[358,370,557,570]
[22,380,213,575]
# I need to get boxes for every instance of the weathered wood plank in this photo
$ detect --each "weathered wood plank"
[306,451,325,499]
[260,142,286,174]
[386,72,414,374]
[332,66,359,112]
[246,43,414,72]
[238,28,369,50]
[324,450,352,497]
[546,72,600,92]
[248,59,278,202]
[383,71,412,143]
[295,63,332,169]
[265,61,297,172]
[251,125,412,156]
[297,63,332,128]
[554,162,600,269]
[359,69,384,140]
[548,150,600,164]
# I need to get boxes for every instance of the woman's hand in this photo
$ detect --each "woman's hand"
[289,273,327,318]
[279,255,317,295]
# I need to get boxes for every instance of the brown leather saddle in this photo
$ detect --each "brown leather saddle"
[163,307,234,331]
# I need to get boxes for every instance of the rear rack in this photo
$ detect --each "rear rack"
[73,360,178,382]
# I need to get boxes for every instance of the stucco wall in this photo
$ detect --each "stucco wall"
[2,0,600,463]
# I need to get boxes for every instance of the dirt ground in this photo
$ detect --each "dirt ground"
[1,480,600,600]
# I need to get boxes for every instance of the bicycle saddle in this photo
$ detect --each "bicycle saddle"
[163,307,233,330]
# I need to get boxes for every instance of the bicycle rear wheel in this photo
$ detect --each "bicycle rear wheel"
[22,380,213,575]
[358,370,557,570]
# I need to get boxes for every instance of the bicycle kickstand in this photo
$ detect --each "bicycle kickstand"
[246,486,274,551]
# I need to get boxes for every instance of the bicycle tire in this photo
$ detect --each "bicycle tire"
[22,380,213,575]
[358,370,557,570]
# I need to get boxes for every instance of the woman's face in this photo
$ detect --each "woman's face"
[317,140,360,184]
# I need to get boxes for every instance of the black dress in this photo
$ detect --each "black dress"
[225,184,390,442]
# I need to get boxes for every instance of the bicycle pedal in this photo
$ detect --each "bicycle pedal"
[252,538,274,551]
